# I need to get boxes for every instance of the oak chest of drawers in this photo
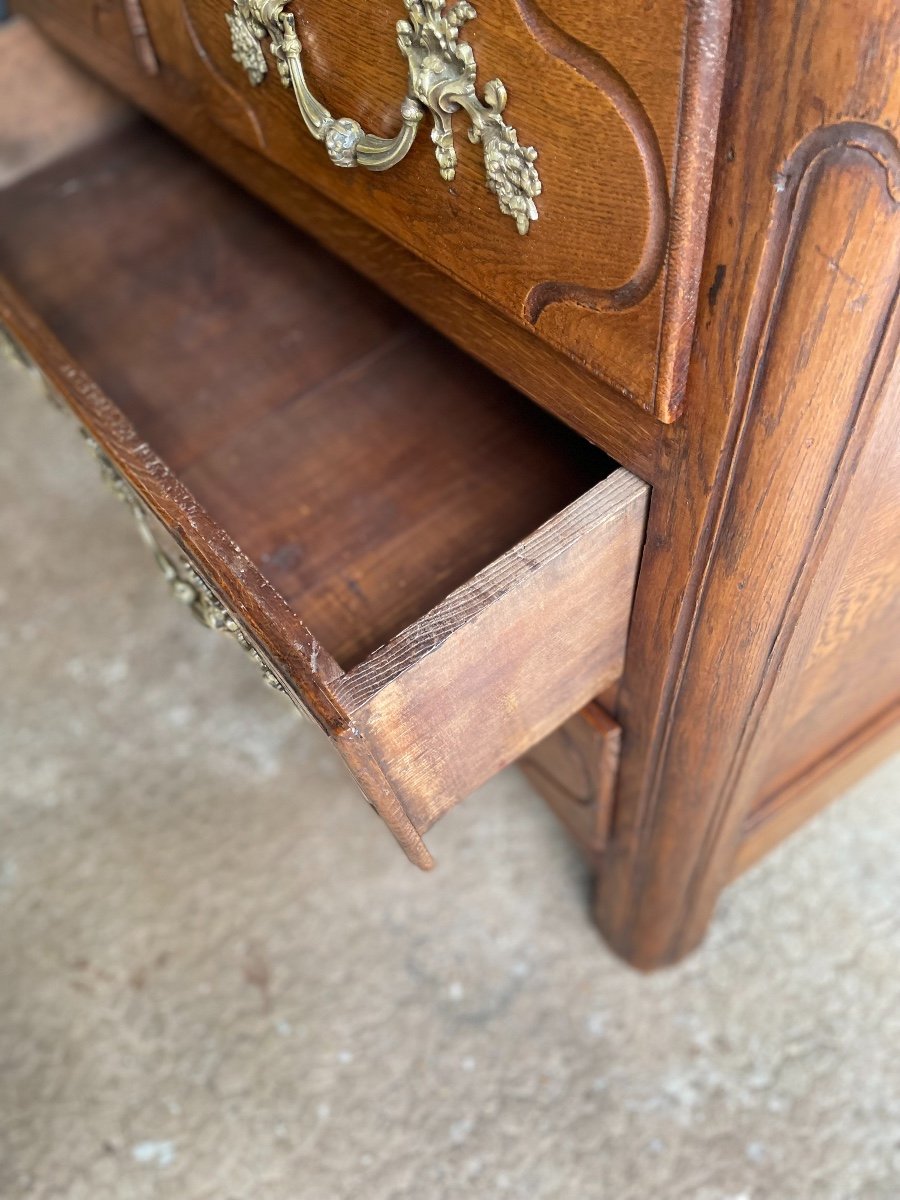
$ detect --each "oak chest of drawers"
[2,0,898,967]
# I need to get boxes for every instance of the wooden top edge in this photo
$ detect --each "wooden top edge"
[0,276,349,730]
[337,469,650,712]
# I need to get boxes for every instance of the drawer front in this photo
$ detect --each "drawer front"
[520,700,621,857]
[18,0,728,421]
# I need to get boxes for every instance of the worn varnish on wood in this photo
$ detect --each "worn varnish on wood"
[0,112,649,866]
[16,0,729,421]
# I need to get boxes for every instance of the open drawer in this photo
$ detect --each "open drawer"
[0,109,648,867]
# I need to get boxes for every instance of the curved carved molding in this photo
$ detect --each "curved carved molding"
[186,0,670,316]
[633,120,900,953]
[91,0,159,74]
[515,0,670,323]
[775,121,900,206]
[179,0,266,147]
[121,0,159,74]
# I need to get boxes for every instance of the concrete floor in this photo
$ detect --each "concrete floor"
[1,352,899,1200]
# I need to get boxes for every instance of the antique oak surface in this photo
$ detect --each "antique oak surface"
[4,0,900,967]
[0,100,648,870]
[14,0,729,422]
[156,0,729,417]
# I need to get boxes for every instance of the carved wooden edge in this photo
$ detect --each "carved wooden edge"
[0,276,436,869]
[732,700,900,877]
[517,0,670,323]
[0,281,342,719]
[597,118,900,967]
[516,0,731,422]
[676,126,900,872]
[652,0,732,421]
[667,124,900,838]
[121,0,160,75]
[178,0,266,147]
[519,701,621,858]
[692,139,897,920]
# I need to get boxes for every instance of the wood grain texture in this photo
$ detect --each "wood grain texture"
[733,701,900,877]
[14,0,729,418]
[338,472,648,831]
[12,0,671,481]
[595,0,900,967]
[121,0,160,73]
[520,701,621,858]
[0,121,611,669]
[8,6,898,963]
[0,100,646,867]
[750,343,900,810]
[47,0,160,73]
[170,0,727,414]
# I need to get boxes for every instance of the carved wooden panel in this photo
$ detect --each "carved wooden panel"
[575,0,900,966]
[747,191,900,821]
[153,0,729,420]
[520,700,621,856]
[600,119,900,965]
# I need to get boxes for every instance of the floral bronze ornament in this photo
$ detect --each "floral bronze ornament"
[0,318,294,707]
[83,434,287,695]
[225,0,542,233]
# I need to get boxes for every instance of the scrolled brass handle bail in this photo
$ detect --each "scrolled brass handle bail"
[228,0,424,170]
[226,0,541,232]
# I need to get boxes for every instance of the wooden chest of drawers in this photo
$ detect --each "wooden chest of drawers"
[2,0,898,967]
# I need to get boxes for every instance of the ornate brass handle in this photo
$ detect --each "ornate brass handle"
[2,323,292,703]
[84,435,286,694]
[228,0,424,170]
[226,0,541,233]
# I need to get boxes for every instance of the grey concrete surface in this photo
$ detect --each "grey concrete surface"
[1,353,899,1200]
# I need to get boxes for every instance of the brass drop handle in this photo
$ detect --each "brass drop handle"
[228,0,424,170]
[226,0,542,233]
[82,434,288,694]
